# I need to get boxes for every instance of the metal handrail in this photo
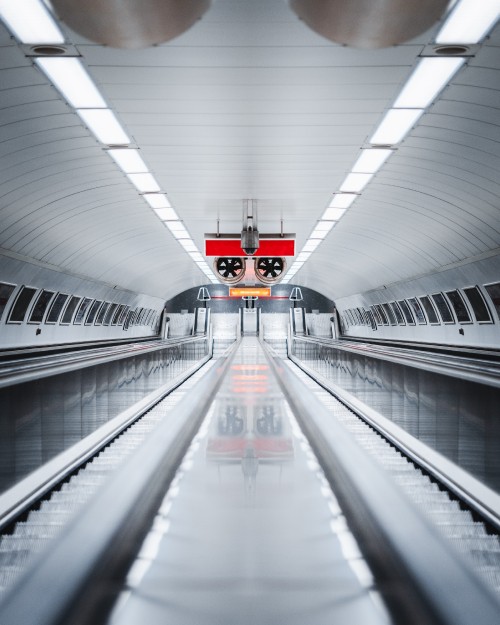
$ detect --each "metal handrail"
[0,335,208,389]
[291,334,500,388]
[262,340,500,625]
[0,339,240,625]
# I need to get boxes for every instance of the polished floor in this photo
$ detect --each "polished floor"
[108,338,391,625]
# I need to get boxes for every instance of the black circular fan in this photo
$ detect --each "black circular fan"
[214,257,245,284]
[255,257,285,284]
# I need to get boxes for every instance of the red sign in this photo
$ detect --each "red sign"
[205,237,295,257]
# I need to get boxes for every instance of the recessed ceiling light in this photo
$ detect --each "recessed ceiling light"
[0,0,65,44]
[314,221,335,232]
[370,109,424,145]
[394,57,464,109]
[297,252,311,262]
[143,194,172,209]
[153,207,178,221]
[36,57,106,108]
[179,239,197,252]
[339,173,373,193]
[311,225,334,239]
[351,149,393,174]
[436,0,500,44]
[302,240,322,252]
[322,207,346,221]
[108,148,148,173]
[329,194,357,209]
[190,252,204,262]
[77,109,130,145]
[126,173,160,193]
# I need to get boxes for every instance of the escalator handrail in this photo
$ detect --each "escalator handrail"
[262,340,500,625]
[0,340,240,625]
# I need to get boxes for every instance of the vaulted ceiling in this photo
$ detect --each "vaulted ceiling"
[0,1,499,301]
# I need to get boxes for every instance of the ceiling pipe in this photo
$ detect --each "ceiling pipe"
[51,0,211,49]
[289,0,449,48]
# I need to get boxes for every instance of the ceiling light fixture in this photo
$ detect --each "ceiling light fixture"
[329,194,357,209]
[370,108,424,145]
[126,173,160,193]
[339,173,373,193]
[322,207,347,221]
[153,207,178,221]
[0,0,65,44]
[77,109,130,145]
[107,148,148,174]
[36,57,106,108]
[394,57,465,109]
[436,0,500,44]
[351,148,393,174]
[143,193,172,209]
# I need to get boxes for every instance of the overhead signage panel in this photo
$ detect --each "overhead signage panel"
[229,287,271,297]
[205,235,295,257]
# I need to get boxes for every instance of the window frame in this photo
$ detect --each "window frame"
[7,286,39,324]
[462,286,493,324]
[445,290,472,324]
[418,295,440,325]
[430,292,455,324]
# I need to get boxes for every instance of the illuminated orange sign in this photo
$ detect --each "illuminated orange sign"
[229,287,271,297]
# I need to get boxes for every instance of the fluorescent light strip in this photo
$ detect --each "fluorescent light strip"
[36,57,106,108]
[311,227,332,239]
[77,109,130,145]
[351,149,393,174]
[315,221,335,232]
[302,240,322,252]
[340,172,373,193]
[329,194,357,209]
[143,193,172,209]
[179,240,198,252]
[370,108,424,145]
[436,0,500,44]
[394,57,465,109]
[108,149,148,174]
[322,207,346,221]
[0,0,64,43]
[153,207,178,221]
[127,173,160,193]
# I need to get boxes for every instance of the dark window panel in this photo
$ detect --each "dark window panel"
[485,283,500,322]
[365,309,377,330]
[46,293,69,324]
[445,290,471,323]
[463,287,492,323]
[86,300,103,325]
[29,290,55,323]
[118,305,129,325]
[103,303,118,326]
[370,305,383,325]
[407,298,426,324]
[112,304,124,325]
[397,299,415,325]
[375,304,388,325]
[8,286,38,323]
[381,303,397,325]
[430,293,454,323]
[95,302,110,325]
[61,296,81,324]
[390,301,405,325]
[419,296,439,324]
[0,283,16,322]
[74,298,93,324]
